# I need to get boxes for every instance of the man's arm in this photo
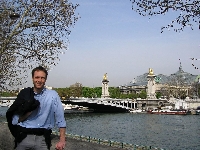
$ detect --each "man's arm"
[56,127,66,150]
[59,127,66,142]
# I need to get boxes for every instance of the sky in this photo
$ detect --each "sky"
[25,0,200,88]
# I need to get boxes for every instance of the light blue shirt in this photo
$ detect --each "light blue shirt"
[12,88,66,129]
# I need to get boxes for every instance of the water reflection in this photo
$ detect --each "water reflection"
[65,113,200,150]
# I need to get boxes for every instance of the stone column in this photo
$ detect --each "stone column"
[101,73,110,98]
[147,68,156,99]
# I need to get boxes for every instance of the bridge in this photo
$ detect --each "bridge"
[62,98,137,113]
[0,97,138,113]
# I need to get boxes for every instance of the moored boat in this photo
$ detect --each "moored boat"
[188,109,200,115]
[147,108,188,115]
[0,100,13,107]
[129,109,146,113]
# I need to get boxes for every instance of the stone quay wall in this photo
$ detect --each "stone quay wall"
[0,122,125,150]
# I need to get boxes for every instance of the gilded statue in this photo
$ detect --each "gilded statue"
[149,68,154,75]
[103,73,107,80]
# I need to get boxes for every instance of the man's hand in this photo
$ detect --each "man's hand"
[56,127,66,150]
[55,140,66,150]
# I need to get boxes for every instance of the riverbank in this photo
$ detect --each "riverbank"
[0,122,126,150]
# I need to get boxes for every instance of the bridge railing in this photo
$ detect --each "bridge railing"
[1,97,137,112]
[68,98,136,111]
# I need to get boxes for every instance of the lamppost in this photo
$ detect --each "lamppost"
[9,12,20,20]
[0,8,20,20]
[0,8,20,45]
[0,9,20,91]
[0,9,19,58]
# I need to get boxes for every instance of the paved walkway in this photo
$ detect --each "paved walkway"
[0,122,125,150]
[51,134,126,150]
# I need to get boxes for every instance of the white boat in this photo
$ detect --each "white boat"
[129,109,145,113]
[62,103,93,113]
[62,104,73,110]
[0,100,13,107]
[78,106,91,111]
[190,109,200,115]
[147,108,188,115]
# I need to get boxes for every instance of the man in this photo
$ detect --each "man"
[6,66,66,150]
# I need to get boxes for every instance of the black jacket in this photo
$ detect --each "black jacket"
[6,87,40,137]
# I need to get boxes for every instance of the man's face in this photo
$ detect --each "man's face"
[32,70,46,90]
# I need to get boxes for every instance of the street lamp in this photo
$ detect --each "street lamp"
[0,9,20,87]
[0,8,20,20]
[9,12,20,20]
[0,9,20,34]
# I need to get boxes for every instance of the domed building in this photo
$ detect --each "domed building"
[119,62,198,99]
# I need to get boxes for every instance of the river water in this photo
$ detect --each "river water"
[1,107,200,150]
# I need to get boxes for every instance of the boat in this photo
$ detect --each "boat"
[0,100,13,107]
[62,104,77,110]
[189,109,200,115]
[147,107,188,115]
[129,109,146,113]
[197,110,200,115]
[62,104,93,113]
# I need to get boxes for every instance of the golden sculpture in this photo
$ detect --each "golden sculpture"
[103,73,107,80]
[149,68,154,75]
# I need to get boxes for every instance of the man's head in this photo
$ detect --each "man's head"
[32,66,48,93]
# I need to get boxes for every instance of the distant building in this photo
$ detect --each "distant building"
[119,63,198,98]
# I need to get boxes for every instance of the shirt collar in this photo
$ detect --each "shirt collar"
[34,88,46,95]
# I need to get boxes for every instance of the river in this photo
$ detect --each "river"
[1,107,200,150]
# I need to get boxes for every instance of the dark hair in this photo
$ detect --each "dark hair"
[32,66,48,79]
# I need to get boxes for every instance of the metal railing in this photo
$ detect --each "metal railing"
[52,131,166,150]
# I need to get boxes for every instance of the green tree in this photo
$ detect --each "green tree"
[54,87,70,99]
[82,87,93,98]
[70,82,82,97]
[0,0,79,90]
[138,90,147,99]
[109,87,121,98]
[0,91,17,97]
[156,92,162,99]
[119,94,126,99]
[130,0,199,32]
[93,87,102,98]
[132,93,138,99]
[80,87,102,98]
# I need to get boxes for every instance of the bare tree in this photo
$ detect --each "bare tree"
[189,82,200,98]
[167,72,189,99]
[130,0,200,32]
[191,58,200,72]
[0,0,79,90]
[70,82,83,98]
